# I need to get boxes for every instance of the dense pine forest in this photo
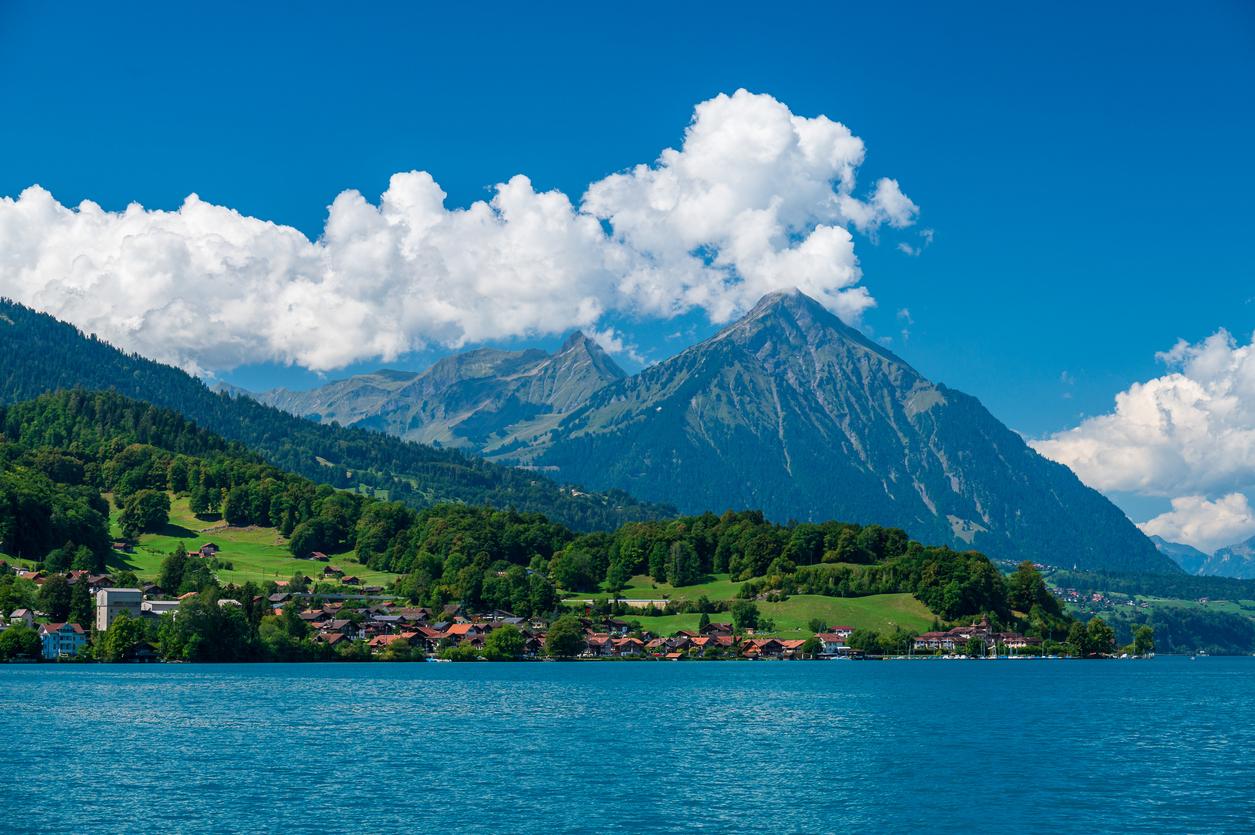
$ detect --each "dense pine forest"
[0,299,673,532]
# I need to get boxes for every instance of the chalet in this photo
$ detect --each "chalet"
[111,541,133,553]
[268,593,291,605]
[368,633,414,652]
[584,633,614,657]
[322,619,358,638]
[141,583,164,598]
[612,637,645,656]
[700,622,734,637]
[371,614,404,631]
[411,626,444,653]
[742,638,786,658]
[322,565,344,577]
[86,574,113,593]
[443,623,484,641]
[310,551,329,562]
[199,543,220,557]
[604,619,631,637]
[828,626,855,640]
[299,609,331,624]
[340,576,361,586]
[690,636,715,655]
[317,632,349,648]
[780,639,807,658]
[39,622,86,659]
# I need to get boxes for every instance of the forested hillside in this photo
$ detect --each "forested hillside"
[0,299,673,531]
[0,390,1065,638]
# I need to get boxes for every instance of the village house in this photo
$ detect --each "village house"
[583,633,614,657]
[368,633,414,652]
[612,637,645,656]
[9,608,35,628]
[911,620,1039,654]
[815,633,850,656]
[39,622,86,659]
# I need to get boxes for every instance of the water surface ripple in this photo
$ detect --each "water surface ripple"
[2,657,1252,834]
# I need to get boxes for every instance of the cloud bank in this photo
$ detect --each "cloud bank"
[1139,493,1255,554]
[1033,329,1255,550]
[0,89,915,374]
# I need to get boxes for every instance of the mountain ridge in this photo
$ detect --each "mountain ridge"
[0,298,673,531]
[1152,534,1255,579]
[255,330,624,455]
[522,289,1178,572]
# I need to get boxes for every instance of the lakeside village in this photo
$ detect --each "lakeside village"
[0,546,1141,664]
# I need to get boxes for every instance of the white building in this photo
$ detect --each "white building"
[96,588,143,631]
[141,600,181,618]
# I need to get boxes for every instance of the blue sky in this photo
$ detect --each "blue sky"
[2,2,1254,543]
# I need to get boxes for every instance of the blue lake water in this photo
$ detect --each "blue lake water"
[2,656,1253,834]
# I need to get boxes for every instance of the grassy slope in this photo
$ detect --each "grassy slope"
[563,572,937,637]
[619,593,935,638]
[107,495,397,587]
[567,573,747,602]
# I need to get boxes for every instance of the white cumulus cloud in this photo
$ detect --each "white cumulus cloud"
[1139,493,1255,553]
[1033,329,1255,551]
[0,89,915,374]
[1031,329,1255,496]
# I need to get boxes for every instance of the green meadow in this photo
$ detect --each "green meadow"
[563,570,937,637]
[107,495,397,587]
[580,592,934,637]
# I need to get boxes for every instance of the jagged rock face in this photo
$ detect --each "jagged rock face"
[256,333,625,454]
[523,290,1178,573]
[1202,537,1255,579]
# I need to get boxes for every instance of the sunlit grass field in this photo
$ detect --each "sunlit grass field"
[106,495,397,586]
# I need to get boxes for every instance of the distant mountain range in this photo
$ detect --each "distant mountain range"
[1151,534,1255,579]
[254,332,624,456]
[250,288,1178,574]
